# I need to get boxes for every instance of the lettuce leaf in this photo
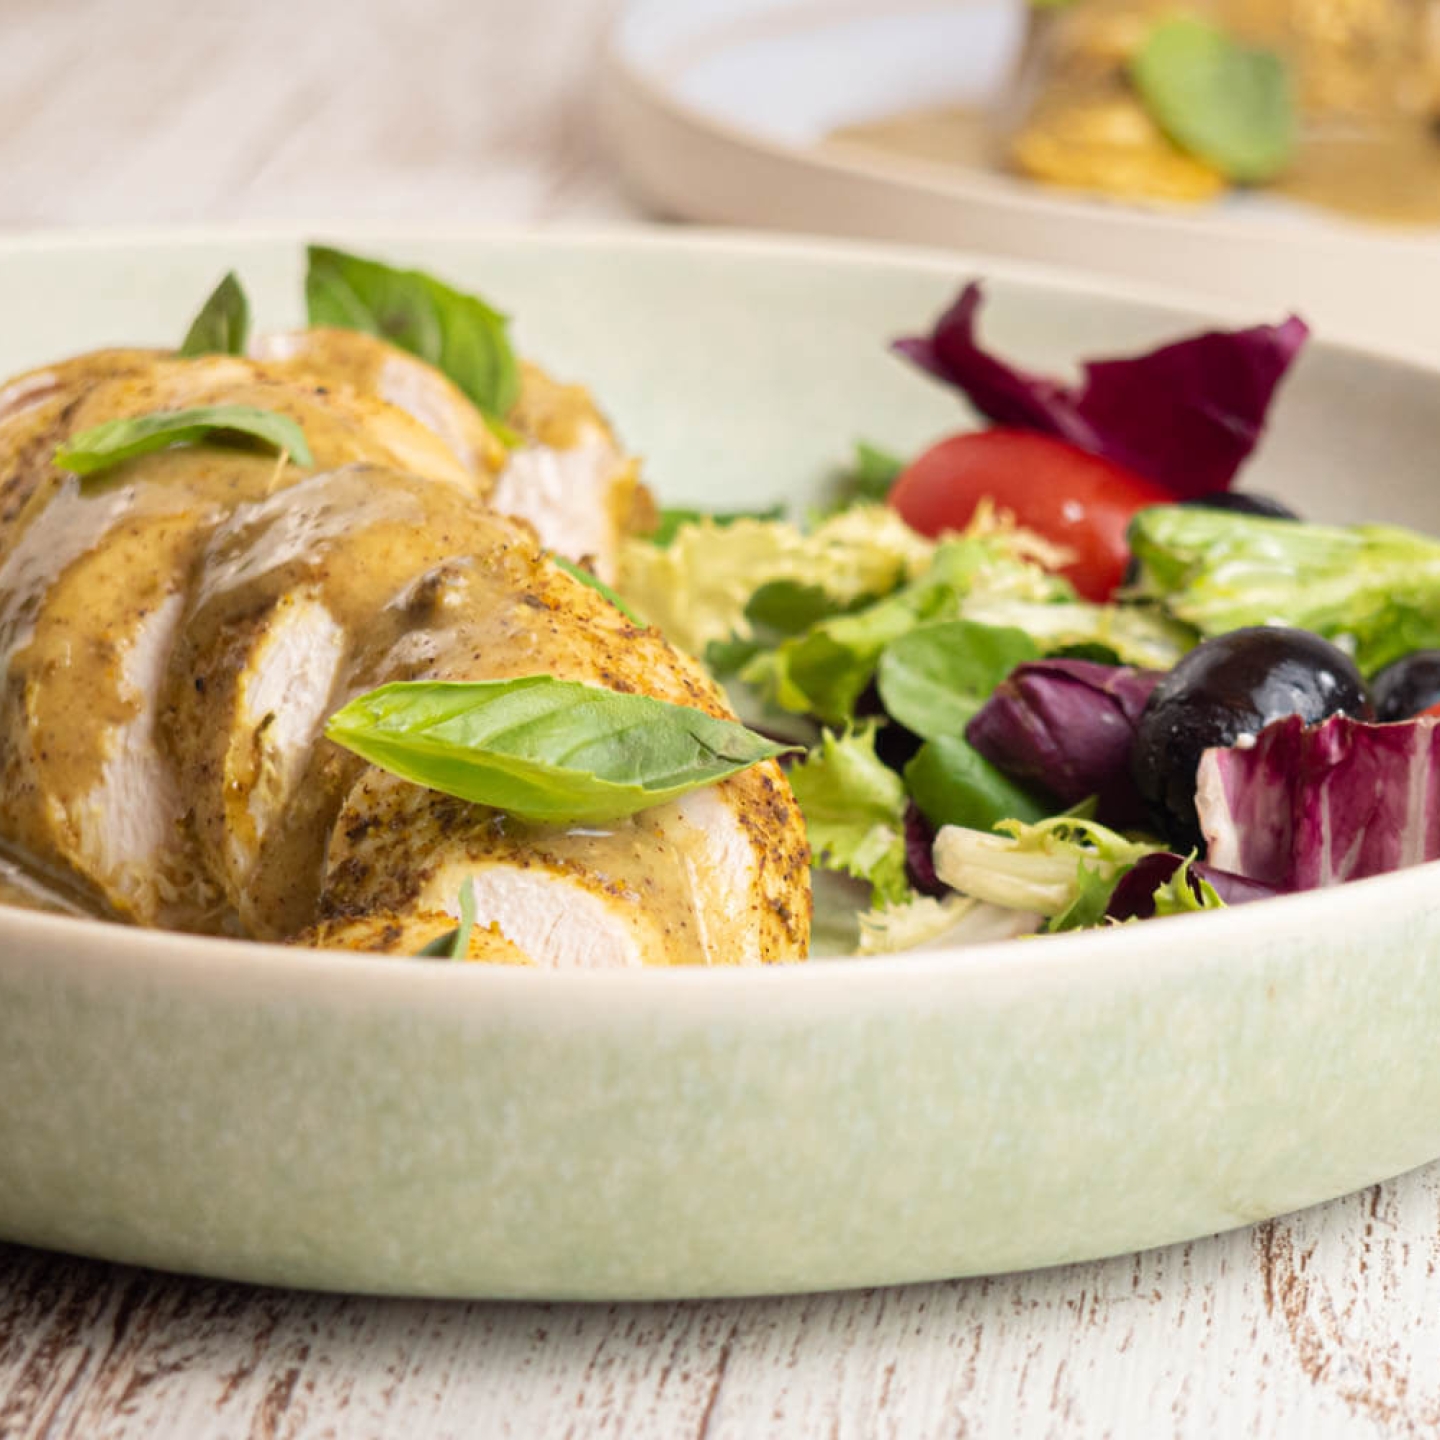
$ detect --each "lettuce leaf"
[615,505,933,658]
[955,597,1193,671]
[877,619,1040,740]
[788,723,911,906]
[904,735,1052,834]
[931,816,1163,928]
[893,281,1307,499]
[1197,712,1440,890]
[856,893,1043,954]
[1129,505,1440,675]
[742,531,1071,725]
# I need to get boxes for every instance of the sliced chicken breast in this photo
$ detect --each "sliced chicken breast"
[254,330,652,580]
[0,354,481,926]
[0,342,812,965]
[251,327,508,480]
[167,461,810,961]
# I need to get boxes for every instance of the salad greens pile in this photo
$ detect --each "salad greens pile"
[616,279,1440,953]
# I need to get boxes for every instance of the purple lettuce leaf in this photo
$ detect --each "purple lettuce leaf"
[965,659,1162,827]
[1105,852,1278,922]
[1196,713,1440,890]
[903,802,947,897]
[893,281,1308,500]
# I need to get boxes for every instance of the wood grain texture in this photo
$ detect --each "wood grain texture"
[6,1173,1440,1439]
[1,0,1439,1435]
[0,0,635,229]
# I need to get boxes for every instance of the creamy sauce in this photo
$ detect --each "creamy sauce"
[1276,126,1440,225]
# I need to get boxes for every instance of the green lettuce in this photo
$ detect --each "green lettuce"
[956,597,1193,670]
[931,816,1163,932]
[876,619,1040,740]
[855,893,1043,954]
[742,533,1071,725]
[1128,505,1440,675]
[615,505,934,658]
[787,723,910,906]
[903,735,1051,833]
[1148,855,1225,917]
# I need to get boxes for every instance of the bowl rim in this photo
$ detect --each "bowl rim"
[1,219,1435,996]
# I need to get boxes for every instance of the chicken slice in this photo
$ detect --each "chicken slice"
[164,465,529,936]
[317,767,808,967]
[159,460,809,960]
[251,327,508,480]
[253,330,652,581]
[306,547,811,966]
[493,360,651,583]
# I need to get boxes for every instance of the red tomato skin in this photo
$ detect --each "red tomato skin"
[888,429,1173,601]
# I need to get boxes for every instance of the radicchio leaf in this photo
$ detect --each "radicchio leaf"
[893,281,1308,499]
[1196,713,1440,890]
[903,802,946,897]
[1104,851,1277,922]
[965,659,1161,826]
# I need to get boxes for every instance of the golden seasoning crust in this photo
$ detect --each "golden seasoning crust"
[508,360,611,450]
[298,909,535,963]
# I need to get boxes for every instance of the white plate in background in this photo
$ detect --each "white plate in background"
[601,0,1440,364]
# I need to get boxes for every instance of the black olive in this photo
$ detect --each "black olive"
[1132,626,1371,851]
[1371,650,1440,722]
[874,718,922,773]
[1183,491,1300,521]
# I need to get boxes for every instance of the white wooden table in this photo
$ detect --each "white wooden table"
[2,1,1438,1434]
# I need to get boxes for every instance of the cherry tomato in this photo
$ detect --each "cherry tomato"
[887,429,1172,601]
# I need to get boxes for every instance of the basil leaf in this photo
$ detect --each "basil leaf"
[876,620,1039,742]
[305,246,520,421]
[648,504,785,548]
[551,555,642,624]
[54,405,313,477]
[325,676,796,824]
[1130,16,1294,183]
[416,877,478,959]
[179,271,250,357]
[904,736,1051,833]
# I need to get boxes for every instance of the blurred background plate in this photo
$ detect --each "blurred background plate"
[602,0,1440,364]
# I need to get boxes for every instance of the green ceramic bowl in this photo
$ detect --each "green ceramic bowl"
[2,228,1439,1299]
